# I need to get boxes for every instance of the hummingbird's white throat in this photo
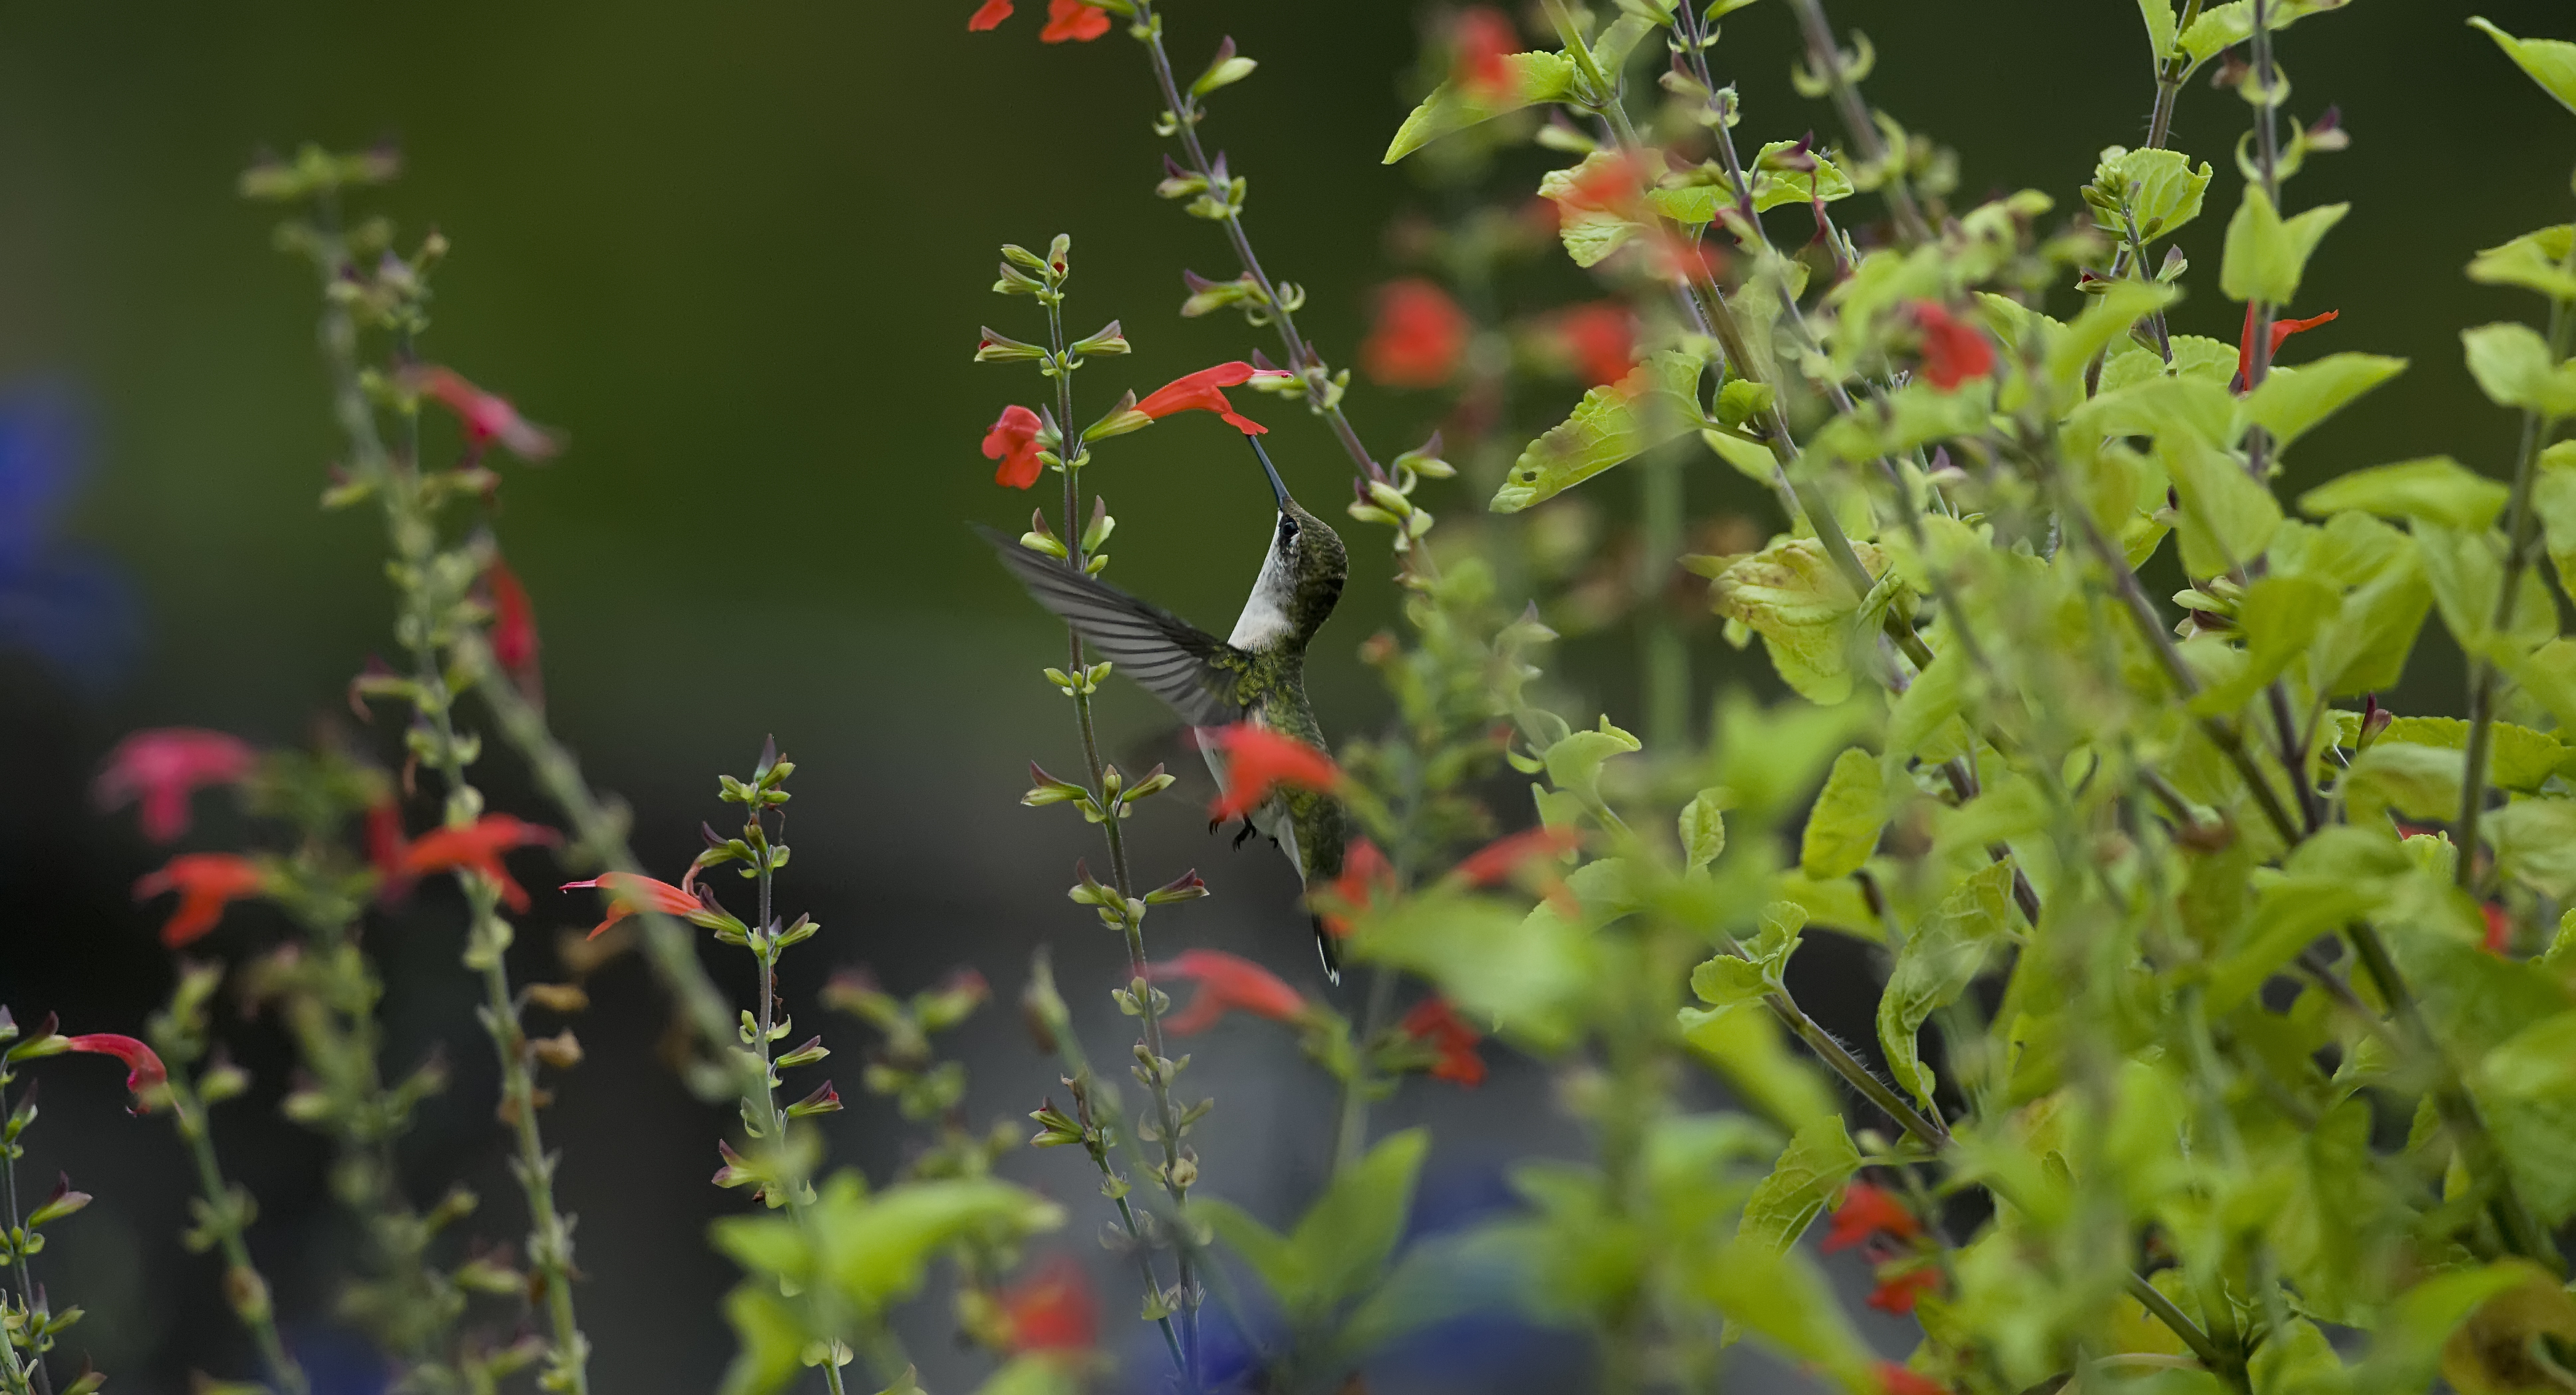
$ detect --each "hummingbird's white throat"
[1225,512,1297,649]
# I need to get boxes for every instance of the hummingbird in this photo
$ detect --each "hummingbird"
[981,434,1352,980]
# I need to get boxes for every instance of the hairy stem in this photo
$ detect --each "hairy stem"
[2144,0,2209,150]
[1039,988,1191,1373]
[166,1081,309,1395]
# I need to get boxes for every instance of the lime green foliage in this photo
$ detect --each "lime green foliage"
[1384,51,1579,163]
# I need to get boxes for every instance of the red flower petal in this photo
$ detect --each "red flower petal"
[1133,362,1274,436]
[1556,303,1636,387]
[486,556,541,689]
[563,871,703,939]
[999,1255,1097,1352]
[1452,826,1580,887]
[1450,8,1520,100]
[63,1034,168,1106]
[133,853,265,947]
[1867,1265,1942,1315]
[1206,724,1341,820]
[94,728,256,843]
[982,404,1046,489]
[1913,301,1995,392]
[1039,0,1110,42]
[401,814,560,912]
[1875,1362,1947,1395]
[1146,949,1308,1032]
[1400,997,1487,1087]
[1821,1181,1921,1253]
[2234,303,2340,393]
[967,0,1015,29]
[1359,279,1471,389]
[408,365,562,460]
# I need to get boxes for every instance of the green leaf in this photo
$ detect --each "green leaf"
[2180,0,2353,66]
[2094,147,2213,240]
[2468,225,2576,301]
[2165,432,2282,574]
[1493,350,1707,512]
[1746,140,1855,212]
[718,1283,812,1395]
[1700,426,1780,482]
[2489,798,2576,900]
[2307,540,2430,696]
[2191,572,2342,715]
[1678,999,1837,1130]
[1679,788,1728,871]
[2297,457,2510,531]
[1877,860,2015,1108]
[1696,1239,1874,1388]
[2239,354,2406,453]
[2464,321,2576,416]
[1698,538,1892,704]
[2249,1317,2349,1395]
[1544,716,1643,807]
[1287,1130,1430,1321]
[2469,17,2576,118]
[1351,891,1590,1049]
[2474,1011,2576,1223]
[1735,1116,1859,1253]
[2375,715,2566,792]
[2101,333,2239,393]
[2221,186,2348,305]
[2416,522,2557,658]
[1887,650,1965,761]
[2139,0,2179,58]
[1537,150,1644,267]
[2533,452,2576,598]
[967,1359,1078,1395]
[1200,1200,1310,1314]
[1384,51,1581,162]
[1799,747,1888,879]
[1335,1224,1541,1362]
[2354,1262,2532,1395]
[2340,742,2464,827]
[2048,279,2179,394]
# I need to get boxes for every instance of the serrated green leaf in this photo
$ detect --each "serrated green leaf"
[1877,860,2015,1108]
[2094,147,2213,240]
[2221,186,2348,305]
[2340,742,2464,828]
[2356,1262,2534,1395]
[2048,279,2179,394]
[1679,999,1836,1130]
[1384,51,1581,162]
[1538,150,1644,267]
[1746,140,1855,212]
[1735,1116,1860,1253]
[2239,353,2406,453]
[2463,321,2576,417]
[1700,539,1892,704]
[2470,17,2576,118]
[2473,1010,2576,1223]
[1799,747,1887,879]
[2376,715,2565,792]
[2139,0,2181,61]
[2297,457,2510,531]
[2489,798,2576,900]
[2416,522,2557,658]
[1680,788,1728,871]
[2191,571,2342,715]
[1494,350,1707,512]
[2179,0,2352,66]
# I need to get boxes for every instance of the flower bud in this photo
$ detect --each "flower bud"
[28,1175,90,1228]
[1070,320,1130,357]
[975,327,1048,363]
[1192,38,1257,96]
[530,1030,584,1071]
[786,1081,844,1118]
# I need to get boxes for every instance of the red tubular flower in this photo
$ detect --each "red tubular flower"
[983,404,1046,489]
[1039,0,1110,42]
[63,1034,168,1107]
[93,728,256,842]
[967,0,1013,29]
[1147,949,1309,1033]
[408,365,561,460]
[485,557,541,692]
[1451,7,1520,100]
[1319,837,1395,939]
[1400,998,1487,1087]
[1133,362,1287,436]
[1867,1263,1942,1315]
[365,800,408,885]
[1557,303,1636,387]
[1912,302,1995,392]
[2484,901,2513,956]
[1206,724,1343,820]
[401,814,560,911]
[1452,826,1581,887]
[1875,1362,1947,1395]
[1359,279,1471,389]
[999,1255,1098,1352]
[2233,301,2340,393]
[562,871,703,939]
[134,853,265,947]
[1821,1181,1922,1253]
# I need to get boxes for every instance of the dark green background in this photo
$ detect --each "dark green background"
[0,1,2569,1390]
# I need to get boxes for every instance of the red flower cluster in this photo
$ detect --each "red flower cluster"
[1206,724,1342,820]
[1148,949,1308,1034]
[968,0,1109,42]
[2233,301,2339,393]
[563,871,705,939]
[399,814,560,911]
[998,1255,1098,1353]
[94,728,255,842]
[407,365,561,460]
[64,1034,168,1108]
[1400,997,1486,1086]
[1360,279,1470,389]
[1555,303,1635,387]
[1450,7,1520,100]
[983,404,1047,489]
[1911,302,1995,392]
[134,853,266,947]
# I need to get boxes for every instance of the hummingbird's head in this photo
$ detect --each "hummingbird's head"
[1244,436,1347,641]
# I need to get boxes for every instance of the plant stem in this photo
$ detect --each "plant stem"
[0,1078,52,1395]
[166,1082,309,1395]
[1785,0,1931,245]
[1038,987,1191,1374]
[1333,970,1400,1171]
[2145,0,2209,150]
[2241,0,2285,480]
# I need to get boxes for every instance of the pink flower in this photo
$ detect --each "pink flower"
[63,1034,168,1108]
[400,814,560,911]
[967,0,1013,29]
[562,871,706,939]
[1360,279,1471,389]
[94,728,256,842]
[1133,363,1285,436]
[134,853,266,947]
[999,1255,1097,1352]
[485,556,541,693]
[1912,302,1995,392]
[1039,0,1110,42]
[1555,303,1635,387]
[1206,724,1342,820]
[1400,998,1486,1086]
[983,404,1047,489]
[1147,949,1308,1033]
[407,365,562,460]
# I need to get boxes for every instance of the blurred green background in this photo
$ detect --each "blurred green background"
[1,0,2571,1390]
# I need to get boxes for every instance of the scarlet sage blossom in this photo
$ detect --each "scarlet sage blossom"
[1821,1181,1921,1252]
[365,800,407,884]
[999,1255,1098,1352]
[2484,902,2513,956]
[983,404,1046,489]
[1038,0,1110,42]
[1450,8,1520,100]
[967,0,1013,29]
[564,871,705,939]
[1875,1362,1947,1395]
[407,365,561,460]
[2233,302,2339,392]
[484,556,540,692]
[63,1034,168,1106]
[400,814,559,911]
[1400,998,1487,1086]
[1134,362,1285,436]
[1556,303,1635,387]
[1206,724,1341,820]
[1912,302,1995,392]
[1147,949,1308,1033]
[1452,826,1581,887]
[1867,1263,1941,1315]
[134,853,265,947]
[1318,837,1395,939]
[1359,279,1471,389]
[93,728,255,842]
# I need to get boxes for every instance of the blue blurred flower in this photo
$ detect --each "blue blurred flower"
[0,379,138,688]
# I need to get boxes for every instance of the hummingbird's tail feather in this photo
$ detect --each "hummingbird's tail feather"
[1311,913,1343,985]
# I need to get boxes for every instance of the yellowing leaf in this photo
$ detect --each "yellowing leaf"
[1699,538,1892,704]
[1493,351,1706,512]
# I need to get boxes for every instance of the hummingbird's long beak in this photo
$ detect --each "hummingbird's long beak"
[1247,434,1293,511]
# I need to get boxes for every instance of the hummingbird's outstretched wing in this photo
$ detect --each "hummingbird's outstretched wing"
[979,527,1249,726]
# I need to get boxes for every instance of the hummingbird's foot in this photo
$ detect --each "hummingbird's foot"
[1231,818,1257,850]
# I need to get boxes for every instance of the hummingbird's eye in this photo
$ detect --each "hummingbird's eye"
[1278,516,1299,544]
